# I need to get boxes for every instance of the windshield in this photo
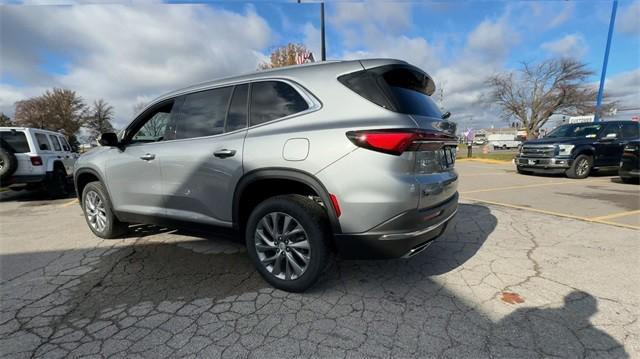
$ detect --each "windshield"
[546,124,602,138]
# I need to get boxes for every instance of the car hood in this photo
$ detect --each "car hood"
[524,137,594,146]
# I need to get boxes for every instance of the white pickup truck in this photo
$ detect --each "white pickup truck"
[0,127,78,197]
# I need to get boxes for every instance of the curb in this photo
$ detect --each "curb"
[456,158,513,164]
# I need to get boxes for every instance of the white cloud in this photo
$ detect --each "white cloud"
[617,0,640,35]
[331,2,412,35]
[604,69,640,111]
[541,34,588,59]
[1,4,273,128]
[302,22,321,61]
[467,19,519,61]
[547,2,575,29]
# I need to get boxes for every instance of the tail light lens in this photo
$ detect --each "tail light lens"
[346,129,456,155]
[30,156,43,166]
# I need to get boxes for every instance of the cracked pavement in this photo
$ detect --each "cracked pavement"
[0,191,638,358]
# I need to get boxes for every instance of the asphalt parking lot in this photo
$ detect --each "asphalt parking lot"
[0,162,638,358]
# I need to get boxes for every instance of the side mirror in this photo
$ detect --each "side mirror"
[441,111,451,120]
[98,132,119,147]
[601,133,617,141]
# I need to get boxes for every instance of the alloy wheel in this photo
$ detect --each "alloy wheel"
[254,212,311,280]
[576,159,590,177]
[85,190,108,232]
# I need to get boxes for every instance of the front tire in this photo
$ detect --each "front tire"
[566,154,593,179]
[245,194,331,292]
[81,181,128,239]
[46,167,69,198]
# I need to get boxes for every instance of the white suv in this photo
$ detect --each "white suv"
[0,127,77,197]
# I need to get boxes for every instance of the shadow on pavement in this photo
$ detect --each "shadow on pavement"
[0,203,628,358]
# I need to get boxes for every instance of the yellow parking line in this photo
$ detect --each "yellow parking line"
[462,196,640,231]
[590,209,640,221]
[460,178,609,194]
[60,199,78,207]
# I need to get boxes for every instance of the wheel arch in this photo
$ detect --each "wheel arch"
[233,168,342,235]
[574,145,595,158]
[74,168,107,203]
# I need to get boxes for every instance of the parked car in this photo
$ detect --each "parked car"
[488,134,520,149]
[619,139,639,184]
[515,121,640,179]
[74,59,459,292]
[0,127,77,196]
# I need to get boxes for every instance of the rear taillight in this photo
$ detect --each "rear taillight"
[346,129,456,155]
[30,156,43,166]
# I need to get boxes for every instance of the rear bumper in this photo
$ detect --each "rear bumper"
[516,156,572,173]
[4,174,46,186]
[334,192,458,259]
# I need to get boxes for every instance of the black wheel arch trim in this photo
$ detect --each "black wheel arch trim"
[73,168,121,217]
[233,168,342,234]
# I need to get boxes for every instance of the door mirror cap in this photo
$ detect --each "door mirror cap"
[98,132,119,147]
[602,133,618,141]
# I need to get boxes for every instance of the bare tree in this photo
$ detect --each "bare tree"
[259,43,311,70]
[0,113,13,126]
[485,58,615,138]
[14,88,87,138]
[85,99,115,141]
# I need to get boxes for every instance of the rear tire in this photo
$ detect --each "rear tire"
[81,181,128,239]
[245,194,331,292]
[566,154,593,179]
[0,148,18,183]
[620,176,639,184]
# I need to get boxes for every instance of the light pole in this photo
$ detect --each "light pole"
[320,2,326,61]
[594,0,618,122]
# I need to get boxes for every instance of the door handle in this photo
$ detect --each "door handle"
[213,149,236,158]
[140,153,156,161]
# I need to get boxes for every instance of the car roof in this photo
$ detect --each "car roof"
[141,58,412,115]
[0,127,66,136]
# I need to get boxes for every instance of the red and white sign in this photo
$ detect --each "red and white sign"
[295,52,315,65]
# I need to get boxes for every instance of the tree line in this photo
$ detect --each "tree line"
[1,88,116,148]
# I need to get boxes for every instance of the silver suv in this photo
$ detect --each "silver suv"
[74,59,459,292]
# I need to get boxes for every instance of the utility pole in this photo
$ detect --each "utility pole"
[594,0,618,122]
[320,2,326,61]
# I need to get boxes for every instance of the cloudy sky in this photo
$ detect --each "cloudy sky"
[1,0,639,131]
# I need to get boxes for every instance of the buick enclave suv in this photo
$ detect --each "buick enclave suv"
[74,59,459,291]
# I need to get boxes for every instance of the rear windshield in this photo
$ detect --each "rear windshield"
[0,131,30,153]
[338,65,442,118]
[546,124,603,138]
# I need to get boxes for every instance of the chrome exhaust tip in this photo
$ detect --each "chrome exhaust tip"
[402,241,433,259]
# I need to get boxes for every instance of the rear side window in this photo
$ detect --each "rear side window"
[250,81,309,126]
[226,84,248,132]
[176,87,233,139]
[621,123,639,139]
[35,133,51,151]
[49,135,62,151]
[339,66,442,118]
[0,131,30,153]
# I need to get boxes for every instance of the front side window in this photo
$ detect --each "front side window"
[59,137,71,151]
[130,101,176,143]
[250,81,309,126]
[176,87,233,140]
[0,131,30,153]
[601,123,622,139]
[35,133,51,151]
[546,124,603,138]
[49,135,62,151]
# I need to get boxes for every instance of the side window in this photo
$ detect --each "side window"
[59,137,71,151]
[250,81,309,126]
[226,84,248,132]
[35,133,51,151]
[49,135,62,151]
[176,87,233,140]
[130,101,176,143]
[621,123,639,139]
[601,123,621,139]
